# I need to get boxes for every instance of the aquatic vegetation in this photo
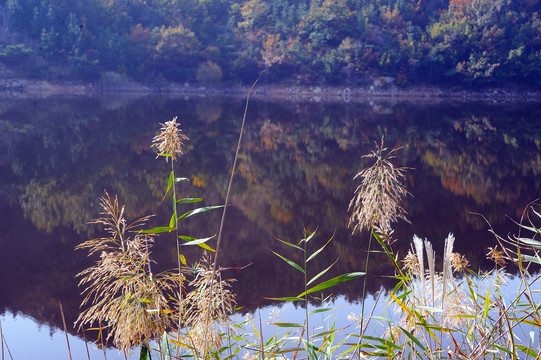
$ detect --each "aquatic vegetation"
[72,115,541,360]
[152,116,189,163]
[75,192,180,352]
[348,137,410,238]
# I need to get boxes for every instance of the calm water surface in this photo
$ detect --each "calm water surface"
[0,94,540,357]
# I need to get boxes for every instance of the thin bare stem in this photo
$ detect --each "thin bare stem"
[0,321,13,360]
[0,316,4,360]
[205,73,264,343]
[100,322,107,360]
[82,327,91,360]
[59,302,73,360]
[258,308,264,360]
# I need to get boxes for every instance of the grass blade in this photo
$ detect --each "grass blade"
[398,326,426,352]
[272,251,305,274]
[140,226,175,234]
[276,238,304,251]
[178,205,224,220]
[266,296,304,301]
[163,170,174,201]
[273,323,305,328]
[297,272,364,297]
[306,235,334,262]
[179,235,216,252]
[176,197,203,204]
[306,257,339,287]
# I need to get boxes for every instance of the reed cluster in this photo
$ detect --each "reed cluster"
[75,192,180,352]
[73,116,541,360]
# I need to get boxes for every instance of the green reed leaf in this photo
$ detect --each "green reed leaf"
[140,341,149,360]
[276,238,303,251]
[176,197,203,204]
[304,229,317,243]
[306,257,339,287]
[178,205,224,220]
[179,253,187,266]
[297,272,364,297]
[273,322,304,328]
[362,336,402,350]
[313,328,340,338]
[417,306,442,312]
[272,251,305,273]
[163,170,174,201]
[175,177,189,182]
[140,226,175,234]
[308,308,333,315]
[483,288,490,319]
[398,326,426,352]
[179,235,216,252]
[266,296,304,302]
[492,344,514,357]
[161,332,169,360]
[306,235,334,262]
[516,345,538,358]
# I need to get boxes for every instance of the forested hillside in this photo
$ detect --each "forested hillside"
[0,0,540,87]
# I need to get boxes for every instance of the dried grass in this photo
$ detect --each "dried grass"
[75,191,181,352]
[152,116,189,162]
[348,137,410,238]
[181,254,236,356]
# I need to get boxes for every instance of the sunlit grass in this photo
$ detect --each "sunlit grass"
[72,115,541,360]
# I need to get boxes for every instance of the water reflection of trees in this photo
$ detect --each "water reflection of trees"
[0,95,540,339]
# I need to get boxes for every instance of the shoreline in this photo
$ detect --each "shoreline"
[1,78,541,103]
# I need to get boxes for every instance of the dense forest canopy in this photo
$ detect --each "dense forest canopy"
[0,0,540,87]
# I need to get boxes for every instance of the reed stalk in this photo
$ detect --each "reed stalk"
[59,302,72,360]
[0,322,12,360]
[0,316,3,360]
[348,137,410,358]
[204,73,263,354]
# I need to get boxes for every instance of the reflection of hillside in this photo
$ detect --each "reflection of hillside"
[0,96,540,345]
[412,105,541,222]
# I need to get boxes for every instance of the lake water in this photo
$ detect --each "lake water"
[0,93,540,358]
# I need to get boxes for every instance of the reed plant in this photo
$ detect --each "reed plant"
[76,117,227,359]
[347,137,411,357]
[73,115,541,360]
[75,191,180,352]
[264,229,364,358]
[346,140,541,359]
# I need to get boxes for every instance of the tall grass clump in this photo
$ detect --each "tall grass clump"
[75,191,180,352]
[181,254,237,356]
[76,116,231,359]
[252,229,364,359]
[72,115,541,360]
[347,137,411,350]
[347,140,541,359]
[348,137,410,238]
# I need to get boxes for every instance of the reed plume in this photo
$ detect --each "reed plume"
[182,254,236,356]
[152,116,189,162]
[399,234,473,330]
[348,137,410,239]
[76,191,180,352]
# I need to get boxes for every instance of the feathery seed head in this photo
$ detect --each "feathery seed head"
[348,137,410,239]
[402,249,420,274]
[487,246,506,267]
[182,254,236,356]
[152,116,189,162]
[76,192,180,352]
[450,252,470,273]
